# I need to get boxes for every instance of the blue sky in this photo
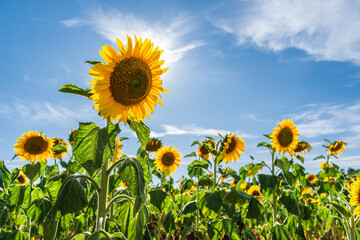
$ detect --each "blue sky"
[2,0,360,181]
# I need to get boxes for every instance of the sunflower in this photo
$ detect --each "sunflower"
[327,140,346,156]
[145,138,162,154]
[109,139,124,166]
[155,146,181,175]
[51,138,69,160]
[119,180,127,188]
[247,185,263,202]
[68,129,77,146]
[220,134,245,163]
[292,141,311,156]
[17,170,28,185]
[349,180,360,215]
[231,179,238,187]
[270,119,300,155]
[14,131,53,164]
[88,35,169,124]
[197,140,216,160]
[305,174,318,184]
[320,162,332,171]
[239,181,247,191]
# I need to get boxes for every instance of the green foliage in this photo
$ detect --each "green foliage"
[58,84,92,98]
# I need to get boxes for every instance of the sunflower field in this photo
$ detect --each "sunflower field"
[1,35,359,240]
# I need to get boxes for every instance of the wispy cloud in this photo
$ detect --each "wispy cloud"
[209,0,360,65]
[1,99,95,126]
[286,103,360,149]
[150,124,257,139]
[61,8,204,64]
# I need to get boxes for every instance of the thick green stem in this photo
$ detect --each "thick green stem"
[271,151,277,226]
[96,161,109,231]
[156,174,164,240]
[26,180,33,231]
[213,158,217,191]
[350,216,356,240]
[196,184,200,229]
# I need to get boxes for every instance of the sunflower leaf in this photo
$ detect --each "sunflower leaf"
[128,120,150,148]
[85,60,101,65]
[58,84,92,98]
[0,161,11,191]
[313,155,325,161]
[184,152,196,158]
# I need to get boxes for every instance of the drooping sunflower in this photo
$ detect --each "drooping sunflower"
[220,134,245,163]
[197,140,216,160]
[305,174,318,184]
[270,119,300,155]
[68,129,77,146]
[292,141,311,156]
[145,138,162,155]
[109,139,124,166]
[51,138,69,160]
[14,131,53,164]
[155,145,181,175]
[327,140,346,156]
[17,170,28,185]
[88,35,169,124]
[247,185,263,202]
[349,180,360,215]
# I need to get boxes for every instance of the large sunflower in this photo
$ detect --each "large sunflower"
[89,35,169,124]
[271,119,300,155]
[292,141,311,156]
[221,134,245,163]
[349,180,360,215]
[14,131,53,164]
[327,140,346,156]
[197,140,215,160]
[155,146,181,175]
[52,138,69,160]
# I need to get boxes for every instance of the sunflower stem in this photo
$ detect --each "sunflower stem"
[26,180,33,232]
[271,150,277,226]
[156,173,164,240]
[96,161,109,232]
[213,157,217,191]
[196,183,200,230]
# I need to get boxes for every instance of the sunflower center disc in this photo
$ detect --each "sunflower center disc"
[24,136,48,155]
[277,127,293,147]
[200,145,210,155]
[162,152,175,166]
[252,190,261,197]
[226,138,236,154]
[294,142,307,152]
[146,141,162,152]
[110,57,152,106]
[17,175,25,184]
[331,143,342,152]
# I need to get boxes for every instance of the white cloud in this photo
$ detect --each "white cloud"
[150,124,257,139]
[287,102,360,148]
[61,9,204,64]
[210,0,360,65]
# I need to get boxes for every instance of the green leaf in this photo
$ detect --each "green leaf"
[313,155,325,161]
[271,224,290,240]
[223,189,252,205]
[137,150,151,187]
[198,176,213,187]
[246,198,262,219]
[275,157,291,172]
[243,229,256,240]
[87,231,111,240]
[46,177,88,219]
[257,142,271,148]
[9,185,30,207]
[22,163,41,182]
[331,202,351,219]
[7,229,28,240]
[128,205,146,240]
[0,162,11,191]
[42,219,59,240]
[184,152,196,158]
[128,120,150,148]
[118,158,145,199]
[191,140,200,146]
[58,84,92,98]
[28,198,52,224]
[208,219,241,240]
[163,211,176,234]
[73,122,120,176]
[203,192,223,212]
[85,60,101,65]
[149,190,167,211]
[279,191,303,218]
[188,160,209,169]
[178,201,197,216]
[180,179,194,193]
[51,144,68,153]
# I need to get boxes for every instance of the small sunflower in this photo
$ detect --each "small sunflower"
[231,179,238,187]
[88,35,169,124]
[119,180,127,188]
[109,139,124,166]
[247,185,263,202]
[320,162,332,171]
[14,131,53,164]
[349,180,360,215]
[239,181,247,191]
[270,119,300,155]
[155,146,181,175]
[197,140,216,160]
[145,138,162,154]
[51,138,69,160]
[327,140,346,156]
[292,141,311,156]
[68,129,77,146]
[305,174,318,184]
[17,170,28,185]
[220,134,245,163]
